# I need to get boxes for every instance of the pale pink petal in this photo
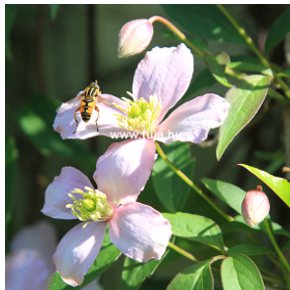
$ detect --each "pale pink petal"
[53,92,86,139]
[94,139,156,205]
[157,93,230,144]
[41,167,93,219]
[96,94,129,138]
[53,92,127,140]
[109,202,171,262]
[53,221,106,287]
[132,44,193,123]
[11,221,57,273]
[118,19,154,58]
[6,250,51,290]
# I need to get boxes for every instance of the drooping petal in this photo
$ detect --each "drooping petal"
[53,92,85,139]
[41,167,93,219]
[94,139,156,205]
[11,221,57,273]
[109,202,171,262]
[6,250,51,290]
[156,93,230,144]
[53,221,106,287]
[53,92,128,140]
[132,44,193,123]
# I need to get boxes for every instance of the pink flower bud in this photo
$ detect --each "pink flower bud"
[241,186,270,227]
[118,19,153,58]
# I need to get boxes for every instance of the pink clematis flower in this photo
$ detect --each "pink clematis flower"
[54,44,230,190]
[6,221,57,290]
[6,221,103,290]
[41,166,172,287]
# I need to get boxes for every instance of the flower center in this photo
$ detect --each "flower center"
[117,94,160,136]
[66,187,113,222]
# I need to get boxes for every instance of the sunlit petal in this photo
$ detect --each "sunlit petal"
[157,93,230,144]
[94,139,156,205]
[109,202,171,262]
[132,44,193,123]
[53,222,106,287]
[41,167,93,219]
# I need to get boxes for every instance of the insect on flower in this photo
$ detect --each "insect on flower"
[73,80,101,133]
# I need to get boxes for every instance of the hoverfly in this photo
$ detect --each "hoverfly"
[74,80,101,133]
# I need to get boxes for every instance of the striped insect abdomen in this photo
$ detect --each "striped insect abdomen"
[80,98,96,122]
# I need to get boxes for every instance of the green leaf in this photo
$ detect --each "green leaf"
[5,136,18,245]
[228,243,273,257]
[265,6,290,53]
[216,75,271,160]
[221,255,264,290]
[121,248,170,290]
[239,164,290,207]
[163,5,244,45]
[48,273,67,290]
[221,215,290,238]
[164,212,224,252]
[152,143,195,212]
[167,261,213,290]
[18,110,95,167]
[5,5,17,60]
[226,59,268,74]
[202,178,245,214]
[277,67,290,80]
[204,54,232,88]
[49,243,121,290]
[50,4,60,20]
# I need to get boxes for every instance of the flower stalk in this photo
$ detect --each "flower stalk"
[217,4,290,100]
[216,4,270,68]
[155,142,234,222]
[149,15,204,57]
[263,218,290,287]
[168,241,197,262]
[152,7,290,101]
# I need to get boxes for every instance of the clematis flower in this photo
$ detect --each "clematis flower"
[6,221,57,290]
[41,166,172,287]
[6,221,102,290]
[54,44,230,190]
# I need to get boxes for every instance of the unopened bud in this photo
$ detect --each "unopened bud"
[241,186,270,227]
[118,19,153,58]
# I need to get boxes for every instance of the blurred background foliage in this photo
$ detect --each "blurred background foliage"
[5,4,290,289]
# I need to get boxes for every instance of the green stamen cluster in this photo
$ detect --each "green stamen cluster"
[117,94,160,135]
[66,186,113,222]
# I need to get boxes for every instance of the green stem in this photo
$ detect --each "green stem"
[149,15,204,57]
[168,241,197,262]
[263,218,290,287]
[275,78,290,100]
[217,4,269,68]
[268,88,289,103]
[155,142,234,222]
[217,4,290,100]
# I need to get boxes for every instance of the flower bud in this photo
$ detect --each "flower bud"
[241,186,270,227]
[118,19,153,58]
